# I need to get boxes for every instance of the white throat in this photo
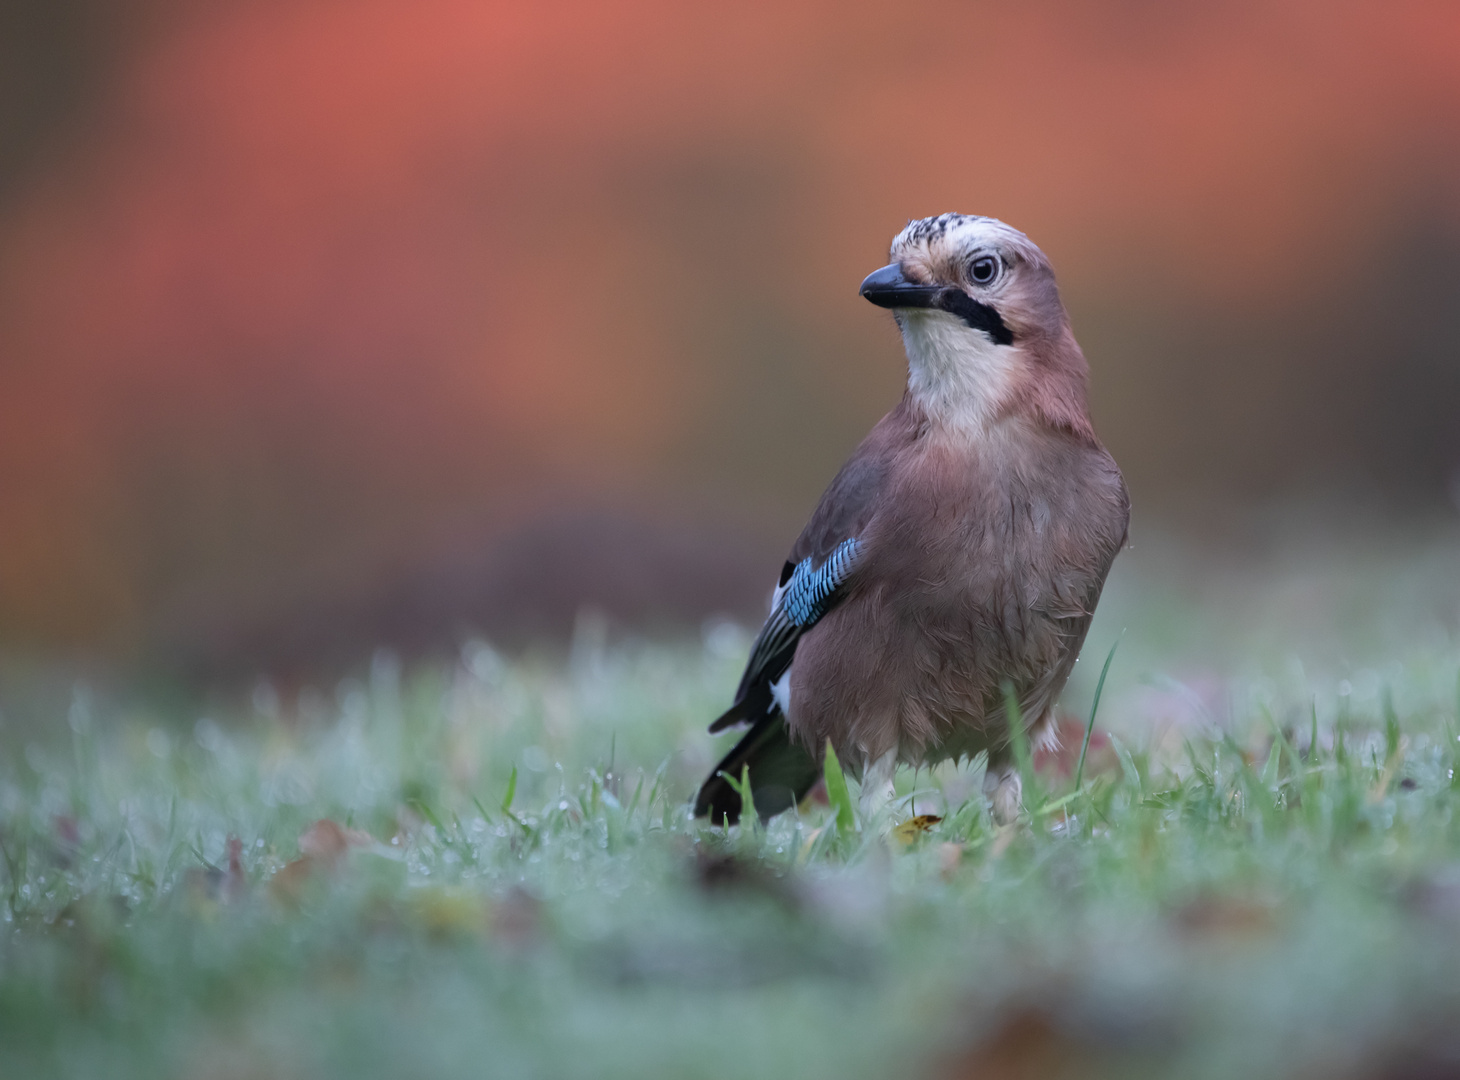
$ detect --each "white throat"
[899,310,1020,434]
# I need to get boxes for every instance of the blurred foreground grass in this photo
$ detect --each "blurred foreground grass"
[4,524,1460,1079]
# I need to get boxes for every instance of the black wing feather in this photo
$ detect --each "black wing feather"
[707,537,863,734]
[693,713,820,826]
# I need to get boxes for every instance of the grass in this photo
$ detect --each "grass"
[5,535,1460,1079]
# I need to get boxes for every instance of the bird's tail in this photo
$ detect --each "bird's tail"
[693,713,820,826]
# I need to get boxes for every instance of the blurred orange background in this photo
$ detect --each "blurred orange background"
[2,0,1459,677]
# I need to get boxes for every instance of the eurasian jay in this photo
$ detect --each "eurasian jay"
[694,213,1129,826]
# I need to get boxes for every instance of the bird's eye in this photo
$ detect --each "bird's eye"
[969,255,1000,285]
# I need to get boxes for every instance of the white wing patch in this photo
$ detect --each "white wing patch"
[769,580,787,613]
[769,667,793,717]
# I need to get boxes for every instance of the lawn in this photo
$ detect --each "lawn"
[3,525,1460,1080]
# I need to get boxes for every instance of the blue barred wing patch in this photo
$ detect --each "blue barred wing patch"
[781,537,862,627]
[737,537,864,693]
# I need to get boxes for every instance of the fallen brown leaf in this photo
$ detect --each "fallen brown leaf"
[267,858,316,906]
[891,814,943,846]
[297,819,373,867]
[939,1002,1169,1080]
[1171,894,1278,939]
[269,819,374,905]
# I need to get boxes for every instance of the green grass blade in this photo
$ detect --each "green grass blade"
[718,764,758,827]
[1383,687,1401,764]
[1002,681,1035,805]
[1074,636,1121,793]
[471,795,494,825]
[1309,696,1320,763]
[1263,707,1300,775]
[1036,788,1086,816]
[1110,733,1141,798]
[1260,739,1282,787]
[823,740,856,834]
[645,758,670,814]
[501,764,518,814]
[409,797,446,835]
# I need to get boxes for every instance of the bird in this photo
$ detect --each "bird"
[693,213,1129,828]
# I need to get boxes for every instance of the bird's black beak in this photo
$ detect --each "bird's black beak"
[858,263,943,309]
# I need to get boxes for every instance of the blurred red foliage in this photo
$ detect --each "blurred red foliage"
[1,0,1458,662]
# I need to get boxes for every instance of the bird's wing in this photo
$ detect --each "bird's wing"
[708,537,865,733]
[708,425,897,734]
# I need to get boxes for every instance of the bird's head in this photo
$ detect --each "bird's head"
[860,214,1089,437]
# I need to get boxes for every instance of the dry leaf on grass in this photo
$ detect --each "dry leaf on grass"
[269,820,374,904]
[1170,894,1279,940]
[892,814,944,846]
[940,1003,1169,1080]
[297,819,374,865]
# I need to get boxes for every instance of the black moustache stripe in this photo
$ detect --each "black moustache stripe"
[937,291,1014,346]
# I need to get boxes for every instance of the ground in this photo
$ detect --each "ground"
[3,522,1460,1079]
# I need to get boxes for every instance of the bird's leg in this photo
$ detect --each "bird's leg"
[983,756,1023,825]
[858,746,900,825]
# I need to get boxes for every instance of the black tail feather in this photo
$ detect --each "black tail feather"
[707,698,748,734]
[693,713,820,826]
[707,680,775,733]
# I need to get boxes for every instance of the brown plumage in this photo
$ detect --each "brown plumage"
[695,214,1128,826]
